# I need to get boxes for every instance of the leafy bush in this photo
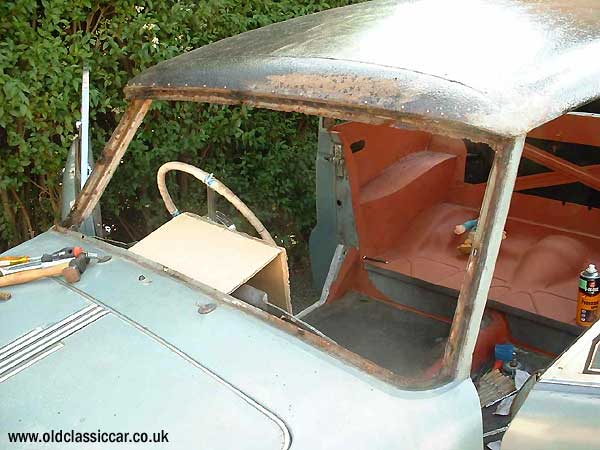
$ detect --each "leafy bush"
[0,0,362,258]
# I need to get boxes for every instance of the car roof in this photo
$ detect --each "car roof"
[125,0,600,143]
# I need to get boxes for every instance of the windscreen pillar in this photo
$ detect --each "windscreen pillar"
[444,136,525,380]
[62,99,152,228]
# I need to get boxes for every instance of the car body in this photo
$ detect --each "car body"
[2,1,600,449]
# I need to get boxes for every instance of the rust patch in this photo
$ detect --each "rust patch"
[262,73,420,108]
[124,85,503,145]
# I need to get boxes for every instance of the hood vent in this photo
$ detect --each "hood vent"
[0,304,108,383]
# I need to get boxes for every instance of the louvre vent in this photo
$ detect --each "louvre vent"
[0,304,108,383]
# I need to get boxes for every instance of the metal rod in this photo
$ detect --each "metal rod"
[80,66,90,190]
[296,244,348,319]
[62,99,152,228]
[206,185,216,221]
[443,136,526,380]
[483,426,509,438]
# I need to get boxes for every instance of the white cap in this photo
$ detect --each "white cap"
[587,264,597,274]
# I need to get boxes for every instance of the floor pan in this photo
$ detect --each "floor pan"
[370,202,600,325]
[303,292,450,378]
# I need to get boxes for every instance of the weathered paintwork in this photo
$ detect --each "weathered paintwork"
[126,0,600,142]
[503,383,600,450]
[15,1,600,447]
[309,120,340,291]
[0,230,483,449]
[503,320,600,449]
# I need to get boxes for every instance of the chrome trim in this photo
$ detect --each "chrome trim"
[0,304,108,383]
[0,344,64,383]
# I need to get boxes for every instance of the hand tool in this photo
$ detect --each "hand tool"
[0,256,29,268]
[0,247,83,267]
[0,252,111,288]
[0,247,86,276]
[61,253,111,283]
[0,260,73,288]
[62,254,90,283]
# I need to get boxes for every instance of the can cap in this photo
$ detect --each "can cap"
[586,264,597,275]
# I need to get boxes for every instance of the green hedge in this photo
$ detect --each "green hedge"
[0,0,362,258]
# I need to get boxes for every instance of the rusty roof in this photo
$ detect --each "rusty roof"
[125,0,600,142]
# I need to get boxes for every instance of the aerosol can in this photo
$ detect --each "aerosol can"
[577,263,600,327]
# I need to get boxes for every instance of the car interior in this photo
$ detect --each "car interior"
[128,108,599,387]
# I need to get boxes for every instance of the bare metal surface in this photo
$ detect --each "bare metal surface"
[207,186,216,221]
[125,0,600,140]
[504,331,600,450]
[296,244,348,319]
[443,137,525,380]
[62,99,152,228]
[80,67,90,190]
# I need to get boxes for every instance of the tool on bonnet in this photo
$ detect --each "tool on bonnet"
[0,246,83,266]
[0,247,85,275]
[0,250,111,288]
[62,253,111,283]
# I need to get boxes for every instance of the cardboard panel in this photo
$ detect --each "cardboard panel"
[248,251,292,313]
[130,213,281,295]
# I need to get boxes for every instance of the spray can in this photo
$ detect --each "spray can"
[577,264,600,327]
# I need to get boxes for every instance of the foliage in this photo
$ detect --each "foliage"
[0,0,362,258]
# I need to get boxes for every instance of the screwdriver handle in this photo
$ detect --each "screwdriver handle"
[0,256,31,267]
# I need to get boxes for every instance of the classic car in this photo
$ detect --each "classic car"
[2,1,600,449]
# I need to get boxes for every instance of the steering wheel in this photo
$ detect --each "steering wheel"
[157,161,276,246]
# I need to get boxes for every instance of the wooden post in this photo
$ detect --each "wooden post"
[443,136,525,380]
[62,99,152,228]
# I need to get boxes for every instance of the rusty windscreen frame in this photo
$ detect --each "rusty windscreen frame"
[442,136,525,379]
[62,99,152,229]
[62,97,526,385]
[58,0,600,387]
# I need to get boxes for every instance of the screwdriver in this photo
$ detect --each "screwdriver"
[0,247,85,273]
[0,256,30,268]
